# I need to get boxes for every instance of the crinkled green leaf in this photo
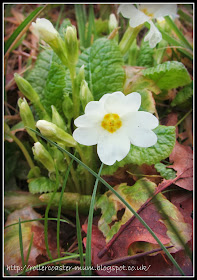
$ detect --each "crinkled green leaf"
[96,178,192,252]
[28,177,56,194]
[171,84,193,107]
[77,37,125,100]
[42,61,67,117]
[102,125,176,176]
[25,49,53,100]
[142,61,191,90]
[154,162,176,180]
[136,40,154,67]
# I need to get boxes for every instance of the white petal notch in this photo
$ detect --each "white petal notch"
[73,92,159,166]
[118,4,177,48]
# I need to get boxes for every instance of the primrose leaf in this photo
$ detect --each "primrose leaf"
[171,84,193,108]
[142,61,191,90]
[136,40,154,67]
[25,49,53,100]
[42,61,67,117]
[28,177,56,194]
[154,162,176,180]
[102,125,176,175]
[77,37,125,100]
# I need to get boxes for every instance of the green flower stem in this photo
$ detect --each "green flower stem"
[64,153,80,193]
[175,108,193,127]
[76,144,94,195]
[7,132,39,177]
[70,66,80,120]
[119,25,142,55]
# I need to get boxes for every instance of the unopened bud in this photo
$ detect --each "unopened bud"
[80,80,94,111]
[14,73,40,102]
[50,147,67,172]
[77,65,85,87]
[109,13,118,32]
[62,94,74,121]
[32,18,68,66]
[32,142,55,172]
[18,98,37,142]
[64,25,78,66]
[51,105,66,130]
[36,120,76,147]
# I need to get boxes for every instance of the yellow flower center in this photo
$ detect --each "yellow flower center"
[141,8,154,18]
[101,113,122,133]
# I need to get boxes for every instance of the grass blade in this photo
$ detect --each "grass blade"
[4,5,47,56]
[44,163,60,260]
[5,217,75,229]
[18,218,25,275]
[85,163,103,276]
[86,4,95,47]
[57,158,74,258]
[29,128,186,275]
[76,203,85,276]
[75,4,86,48]
[164,15,193,50]
[23,233,34,274]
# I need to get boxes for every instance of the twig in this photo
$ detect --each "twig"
[99,245,174,267]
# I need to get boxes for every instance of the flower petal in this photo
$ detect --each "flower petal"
[84,101,104,115]
[73,127,100,146]
[74,114,101,128]
[124,92,141,113]
[151,4,177,19]
[104,91,126,115]
[118,4,149,27]
[144,21,162,48]
[129,127,158,148]
[126,111,159,130]
[97,129,131,165]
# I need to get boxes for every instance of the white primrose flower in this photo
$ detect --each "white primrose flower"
[73,92,159,166]
[32,18,59,43]
[118,4,177,48]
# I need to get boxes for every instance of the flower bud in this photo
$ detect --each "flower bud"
[32,18,68,66]
[64,25,78,66]
[32,142,55,172]
[109,13,118,33]
[18,98,38,142]
[36,120,76,147]
[50,147,67,172]
[76,65,85,87]
[14,73,49,120]
[14,73,40,103]
[32,18,59,44]
[80,80,94,111]
[51,105,66,130]
[62,94,74,121]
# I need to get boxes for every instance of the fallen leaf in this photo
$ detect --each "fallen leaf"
[168,141,193,190]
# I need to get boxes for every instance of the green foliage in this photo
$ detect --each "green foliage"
[136,40,154,67]
[154,162,176,180]
[171,84,193,108]
[77,38,125,100]
[28,177,57,194]
[42,61,67,117]
[142,61,191,90]
[102,125,176,175]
